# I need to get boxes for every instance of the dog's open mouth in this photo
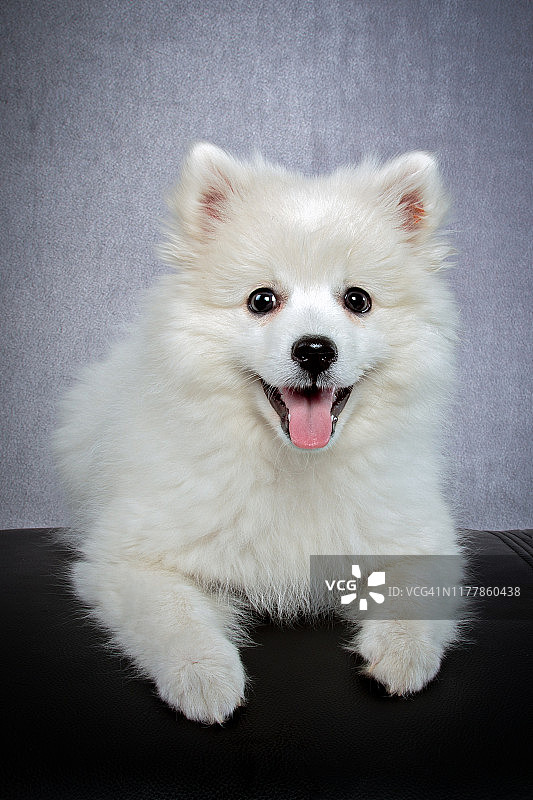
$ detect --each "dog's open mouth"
[261,381,352,449]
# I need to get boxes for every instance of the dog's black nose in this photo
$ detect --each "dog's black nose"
[291,336,338,376]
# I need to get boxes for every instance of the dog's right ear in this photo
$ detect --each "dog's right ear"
[169,142,247,244]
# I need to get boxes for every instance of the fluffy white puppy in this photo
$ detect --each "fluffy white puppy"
[54,143,463,723]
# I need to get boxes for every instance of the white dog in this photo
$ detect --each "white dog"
[54,143,463,723]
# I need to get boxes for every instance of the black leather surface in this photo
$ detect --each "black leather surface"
[1,528,532,799]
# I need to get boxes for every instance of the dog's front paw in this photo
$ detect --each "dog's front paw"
[156,638,246,724]
[351,620,445,695]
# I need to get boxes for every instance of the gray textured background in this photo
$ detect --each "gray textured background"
[1,0,531,530]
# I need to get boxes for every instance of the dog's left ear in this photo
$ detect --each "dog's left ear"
[377,152,448,241]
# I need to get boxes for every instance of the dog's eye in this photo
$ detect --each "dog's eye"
[344,287,372,314]
[248,288,278,314]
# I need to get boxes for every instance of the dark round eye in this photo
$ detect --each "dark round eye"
[344,287,372,314]
[247,288,278,314]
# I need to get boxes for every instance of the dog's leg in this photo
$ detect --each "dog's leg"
[71,558,246,723]
[351,617,459,695]
[345,555,464,695]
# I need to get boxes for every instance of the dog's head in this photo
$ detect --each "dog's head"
[159,143,456,451]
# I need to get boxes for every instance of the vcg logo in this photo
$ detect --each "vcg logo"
[325,564,386,611]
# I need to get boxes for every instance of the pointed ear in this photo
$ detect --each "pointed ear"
[171,142,246,241]
[378,152,448,240]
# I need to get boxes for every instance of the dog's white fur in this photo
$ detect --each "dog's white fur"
[54,143,463,723]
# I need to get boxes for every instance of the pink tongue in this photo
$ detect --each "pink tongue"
[281,387,335,449]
